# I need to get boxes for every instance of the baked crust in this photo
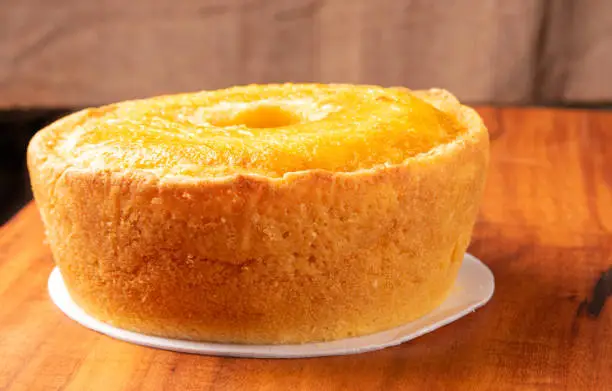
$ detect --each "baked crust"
[28,87,489,344]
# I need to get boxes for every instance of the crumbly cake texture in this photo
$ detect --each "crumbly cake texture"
[28,84,489,344]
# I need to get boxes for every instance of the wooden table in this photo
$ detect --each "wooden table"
[1,107,611,390]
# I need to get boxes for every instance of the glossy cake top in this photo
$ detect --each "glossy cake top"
[51,84,466,177]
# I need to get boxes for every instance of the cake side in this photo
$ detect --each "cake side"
[27,88,489,344]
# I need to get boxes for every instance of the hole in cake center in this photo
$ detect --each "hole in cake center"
[211,104,301,129]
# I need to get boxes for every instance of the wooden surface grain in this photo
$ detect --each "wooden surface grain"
[1,107,611,390]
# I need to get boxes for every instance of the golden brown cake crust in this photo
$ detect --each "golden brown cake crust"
[28,87,489,344]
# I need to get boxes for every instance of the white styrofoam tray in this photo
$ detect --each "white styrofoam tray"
[48,253,494,358]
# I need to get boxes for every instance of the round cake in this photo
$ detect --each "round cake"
[28,84,489,344]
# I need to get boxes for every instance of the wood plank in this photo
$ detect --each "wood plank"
[0,108,611,390]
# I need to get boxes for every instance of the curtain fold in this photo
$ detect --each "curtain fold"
[0,0,610,106]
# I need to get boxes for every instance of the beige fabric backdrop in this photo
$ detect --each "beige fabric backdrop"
[1,0,611,106]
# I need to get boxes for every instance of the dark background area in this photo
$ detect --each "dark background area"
[1,110,72,223]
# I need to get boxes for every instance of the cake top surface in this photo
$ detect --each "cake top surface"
[46,84,466,178]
